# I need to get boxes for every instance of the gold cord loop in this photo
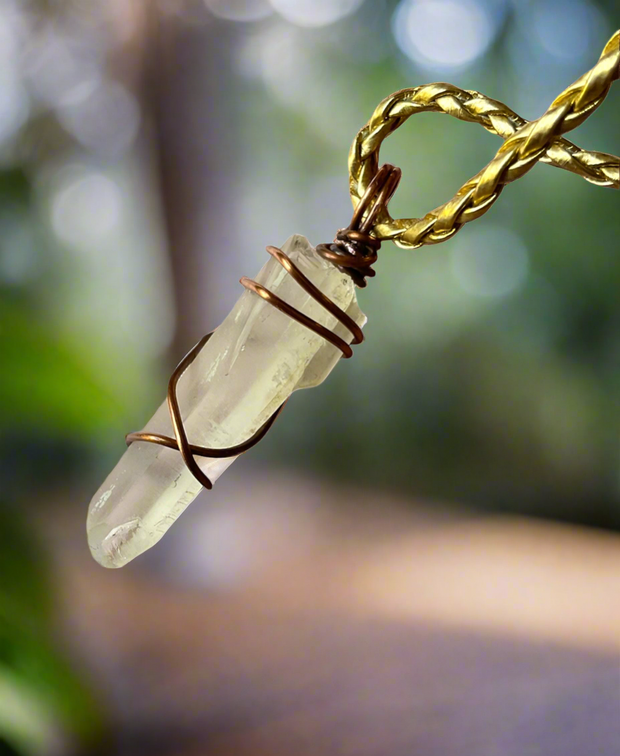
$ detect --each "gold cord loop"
[349,30,620,249]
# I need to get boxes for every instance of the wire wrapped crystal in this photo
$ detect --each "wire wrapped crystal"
[87,235,366,568]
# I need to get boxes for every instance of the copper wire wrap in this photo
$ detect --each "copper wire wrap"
[125,31,618,489]
[125,166,401,489]
[317,164,401,288]
[125,333,287,490]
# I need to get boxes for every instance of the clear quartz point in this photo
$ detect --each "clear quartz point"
[87,235,366,568]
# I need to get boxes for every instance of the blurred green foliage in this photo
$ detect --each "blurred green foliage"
[0,166,109,751]
[0,508,103,754]
[0,299,123,437]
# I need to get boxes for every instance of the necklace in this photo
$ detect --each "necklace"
[87,30,619,569]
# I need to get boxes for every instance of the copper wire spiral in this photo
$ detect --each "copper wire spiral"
[125,165,401,489]
[318,164,401,287]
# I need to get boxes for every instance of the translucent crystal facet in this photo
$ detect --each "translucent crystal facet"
[87,235,366,568]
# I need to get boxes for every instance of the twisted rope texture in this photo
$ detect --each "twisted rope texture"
[349,31,620,249]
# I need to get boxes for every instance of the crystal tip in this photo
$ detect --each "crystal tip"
[87,518,144,569]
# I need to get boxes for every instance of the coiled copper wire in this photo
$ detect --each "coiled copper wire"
[126,164,401,489]
[318,164,401,287]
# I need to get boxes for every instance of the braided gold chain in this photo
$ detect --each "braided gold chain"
[350,30,620,250]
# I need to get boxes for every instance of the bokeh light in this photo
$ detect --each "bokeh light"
[238,21,360,146]
[531,0,606,64]
[56,80,141,157]
[505,0,609,127]
[23,26,103,108]
[204,0,273,22]
[0,6,29,145]
[51,170,122,248]
[392,0,498,71]
[270,0,365,28]
[450,225,529,298]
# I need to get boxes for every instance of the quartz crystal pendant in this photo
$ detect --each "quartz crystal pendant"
[87,235,366,568]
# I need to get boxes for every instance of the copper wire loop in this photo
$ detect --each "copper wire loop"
[123,31,618,490]
[317,163,401,287]
[125,164,400,488]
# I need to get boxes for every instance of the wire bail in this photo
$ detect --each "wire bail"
[317,163,401,287]
[349,30,619,249]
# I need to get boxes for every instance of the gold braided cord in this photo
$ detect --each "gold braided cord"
[350,30,620,249]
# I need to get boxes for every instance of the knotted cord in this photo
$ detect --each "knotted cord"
[350,30,619,249]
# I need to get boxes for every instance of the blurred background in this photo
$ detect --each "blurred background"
[1,0,619,753]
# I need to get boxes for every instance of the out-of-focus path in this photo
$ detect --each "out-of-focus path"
[46,471,620,754]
